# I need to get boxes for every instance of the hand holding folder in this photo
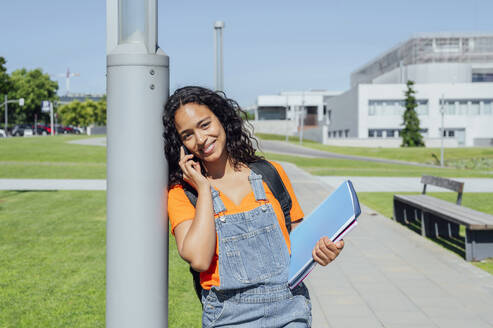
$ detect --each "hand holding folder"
[311,236,345,267]
[288,180,360,289]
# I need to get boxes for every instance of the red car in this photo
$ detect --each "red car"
[34,124,52,135]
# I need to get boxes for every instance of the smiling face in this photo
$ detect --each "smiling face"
[174,103,227,164]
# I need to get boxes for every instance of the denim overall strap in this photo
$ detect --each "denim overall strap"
[210,186,226,215]
[248,171,267,202]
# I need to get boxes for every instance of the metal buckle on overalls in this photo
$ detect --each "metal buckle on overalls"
[216,211,226,222]
[258,200,268,212]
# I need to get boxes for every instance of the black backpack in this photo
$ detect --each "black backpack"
[182,159,294,302]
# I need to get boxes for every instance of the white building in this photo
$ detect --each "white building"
[328,33,493,147]
[254,90,341,139]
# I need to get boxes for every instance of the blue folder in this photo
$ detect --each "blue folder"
[288,180,361,289]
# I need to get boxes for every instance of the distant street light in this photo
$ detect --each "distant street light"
[106,0,169,327]
[2,96,25,136]
[285,95,289,142]
[440,94,445,168]
[299,92,305,145]
[214,21,225,91]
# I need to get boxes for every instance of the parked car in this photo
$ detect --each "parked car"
[52,124,79,134]
[70,126,83,134]
[0,128,5,137]
[34,124,52,135]
[12,124,34,137]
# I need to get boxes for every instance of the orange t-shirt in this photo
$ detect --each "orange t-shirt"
[167,161,304,290]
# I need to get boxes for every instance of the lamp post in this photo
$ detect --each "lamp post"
[285,95,289,142]
[299,92,305,145]
[440,94,445,168]
[106,1,169,327]
[2,96,24,136]
[214,21,225,92]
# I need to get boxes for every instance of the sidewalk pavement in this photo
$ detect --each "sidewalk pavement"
[0,179,105,190]
[283,161,493,328]
[320,176,493,192]
[259,139,438,168]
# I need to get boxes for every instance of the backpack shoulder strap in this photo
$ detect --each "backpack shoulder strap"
[181,183,202,302]
[183,182,198,207]
[249,160,293,233]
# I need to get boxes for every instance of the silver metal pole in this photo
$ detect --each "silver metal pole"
[106,0,169,327]
[214,21,225,92]
[285,95,289,142]
[214,28,218,91]
[50,102,54,136]
[219,27,223,91]
[4,95,7,136]
[440,94,445,168]
[299,92,304,145]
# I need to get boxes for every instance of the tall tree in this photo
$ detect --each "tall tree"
[401,80,425,147]
[7,68,59,124]
[58,97,106,127]
[0,57,11,97]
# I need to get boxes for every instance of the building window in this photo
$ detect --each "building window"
[469,101,480,115]
[385,129,396,138]
[416,100,429,116]
[434,37,460,52]
[368,99,428,116]
[338,130,343,137]
[257,106,287,120]
[472,73,493,82]
[369,129,398,138]
[368,102,376,116]
[457,101,468,115]
[345,129,349,137]
[484,101,492,115]
[443,99,493,116]
[444,100,456,115]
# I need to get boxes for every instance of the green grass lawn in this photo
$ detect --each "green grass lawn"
[0,190,201,327]
[262,152,493,178]
[0,190,106,327]
[358,192,493,275]
[256,133,493,170]
[0,136,106,179]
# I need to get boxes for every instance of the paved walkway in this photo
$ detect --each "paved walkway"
[259,140,439,168]
[0,179,106,190]
[320,176,493,192]
[67,137,106,147]
[284,162,493,328]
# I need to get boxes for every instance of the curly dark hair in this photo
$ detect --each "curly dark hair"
[163,86,263,187]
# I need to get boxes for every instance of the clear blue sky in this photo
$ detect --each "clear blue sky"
[1,0,492,106]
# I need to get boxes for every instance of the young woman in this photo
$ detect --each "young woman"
[163,86,344,327]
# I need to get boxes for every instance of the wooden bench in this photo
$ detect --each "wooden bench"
[393,175,493,261]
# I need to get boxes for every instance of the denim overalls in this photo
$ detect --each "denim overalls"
[201,171,312,328]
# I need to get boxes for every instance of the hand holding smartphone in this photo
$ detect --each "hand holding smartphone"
[179,146,208,190]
